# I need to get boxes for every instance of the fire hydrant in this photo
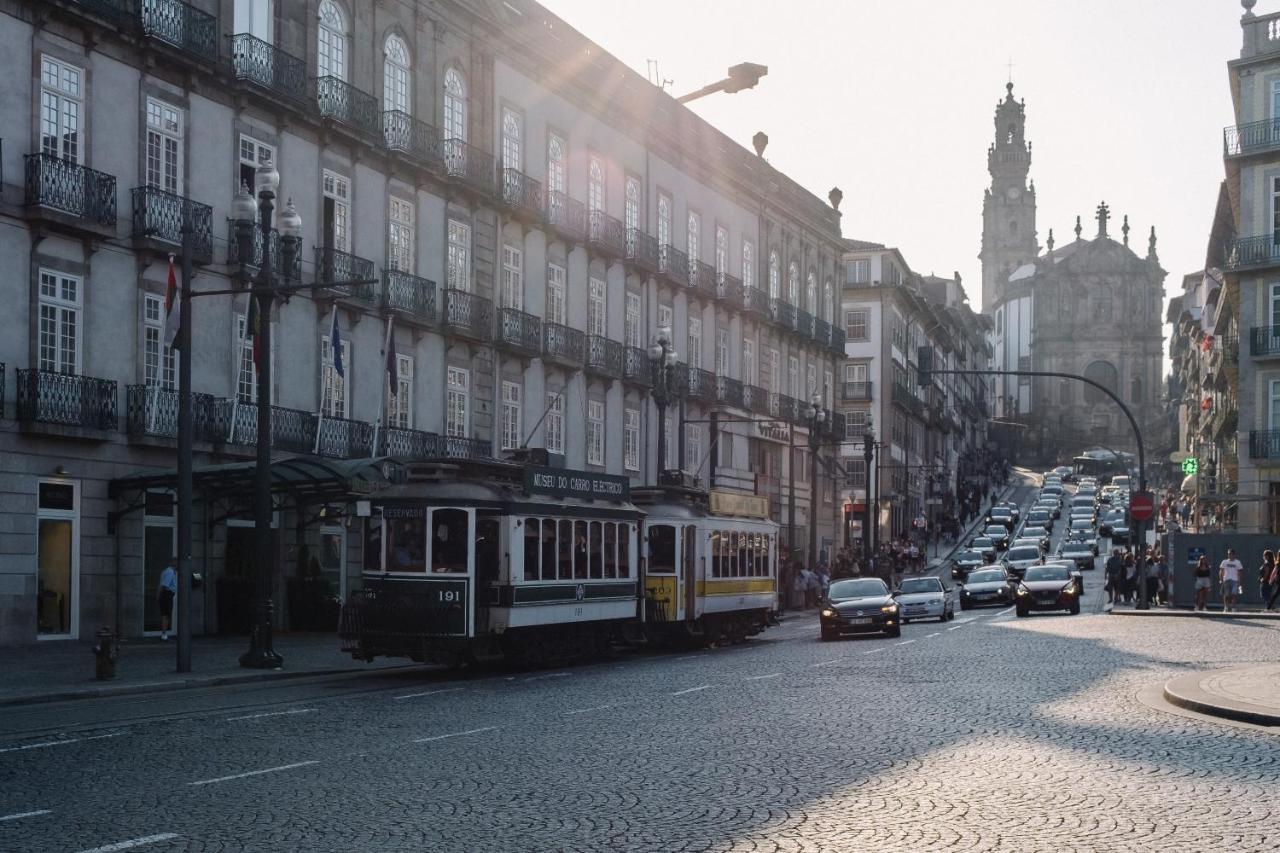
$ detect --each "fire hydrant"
[92,627,118,681]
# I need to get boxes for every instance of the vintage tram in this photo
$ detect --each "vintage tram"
[338,458,779,665]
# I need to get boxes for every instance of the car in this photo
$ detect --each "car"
[1067,517,1094,535]
[1065,528,1099,556]
[987,508,1014,528]
[1005,545,1044,577]
[1058,540,1097,570]
[951,548,987,580]
[1034,500,1061,520]
[996,502,1022,523]
[959,566,1016,609]
[1042,559,1085,594]
[1099,510,1124,537]
[1014,564,1081,617]
[1041,484,1064,498]
[983,524,1012,550]
[1025,509,1054,532]
[1069,507,1097,525]
[969,537,999,563]
[1012,536,1047,554]
[820,577,901,640]
[1053,465,1074,480]
[1070,495,1096,511]
[1018,527,1051,551]
[894,576,954,623]
[1109,521,1132,544]
[1111,475,1132,490]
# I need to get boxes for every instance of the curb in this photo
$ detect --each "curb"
[1109,609,1280,621]
[1162,669,1280,727]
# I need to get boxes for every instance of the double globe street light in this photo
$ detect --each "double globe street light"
[647,325,679,475]
[806,393,828,573]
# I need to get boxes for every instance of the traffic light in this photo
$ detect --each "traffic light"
[917,346,934,387]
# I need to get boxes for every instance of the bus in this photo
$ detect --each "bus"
[1071,450,1132,483]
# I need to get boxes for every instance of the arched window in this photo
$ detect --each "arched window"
[742,241,754,289]
[823,280,833,322]
[1083,361,1118,404]
[443,67,467,142]
[588,158,604,214]
[383,35,410,114]
[768,251,780,299]
[501,108,521,170]
[317,1,346,80]
[1131,376,1144,403]
[788,262,799,304]
[806,271,817,314]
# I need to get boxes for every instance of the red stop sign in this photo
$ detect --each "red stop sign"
[1129,491,1155,522]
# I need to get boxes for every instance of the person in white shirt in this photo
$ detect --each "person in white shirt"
[1219,548,1244,613]
[157,560,178,640]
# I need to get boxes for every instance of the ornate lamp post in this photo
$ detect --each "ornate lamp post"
[806,393,827,571]
[647,325,678,477]
[232,169,302,669]
[862,421,876,561]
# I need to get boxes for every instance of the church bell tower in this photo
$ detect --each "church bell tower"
[980,82,1039,313]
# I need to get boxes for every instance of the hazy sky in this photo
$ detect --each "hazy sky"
[540,0,1244,325]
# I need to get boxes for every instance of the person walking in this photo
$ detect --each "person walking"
[1193,554,1213,611]
[1260,551,1275,611]
[1104,549,1123,605]
[1268,558,1280,611]
[157,558,178,641]
[1220,548,1244,613]
[1123,552,1137,605]
[1153,553,1170,606]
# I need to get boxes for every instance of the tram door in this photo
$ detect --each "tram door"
[425,507,475,637]
[682,525,697,623]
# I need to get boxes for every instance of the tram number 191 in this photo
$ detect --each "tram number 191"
[438,589,460,603]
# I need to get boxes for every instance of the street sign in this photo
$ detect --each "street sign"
[1129,491,1156,522]
[1181,458,1199,476]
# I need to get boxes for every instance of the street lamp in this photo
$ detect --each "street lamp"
[806,393,827,571]
[232,171,302,670]
[648,326,678,478]
[861,421,876,562]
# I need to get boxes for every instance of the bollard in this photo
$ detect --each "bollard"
[92,627,118,681]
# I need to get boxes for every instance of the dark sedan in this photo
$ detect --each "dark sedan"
[982,524,1011,550]
[1058,541,1096,570]
[951,548,987,580]
[1014,564,1081,616]
[969,537,999,563]
[959,566,1015,610]
[820,578,901,640]
[1110,522,1131,544]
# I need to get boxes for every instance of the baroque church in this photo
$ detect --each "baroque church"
[983,83,1166,457]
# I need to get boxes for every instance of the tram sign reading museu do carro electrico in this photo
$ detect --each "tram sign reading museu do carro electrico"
[524,466,630,502]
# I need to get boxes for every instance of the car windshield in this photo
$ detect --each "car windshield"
[1024,565,1070,581]
[829,579,887,599]
[898,578,943,594]
[1023,528,1047,536]
[972,537,993,547]
[1008,547,1040,561]
[984,526,1007,536]
[968,570,1005,584]
[1071,519,1091,529]
[958,550,982,560]
[1064,544,1090,554]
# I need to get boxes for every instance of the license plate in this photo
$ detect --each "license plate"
[845,617,872,625]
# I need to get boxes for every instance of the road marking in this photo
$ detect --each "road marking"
[0,739,77,754]
[565,705,612,715]
[0,810,52,822]
[674,655,701,661]
[947,625,964,631]
[413,726,500,743]
[394,687,465,701]
[225,708,318,721]
[669,684,712,696]
[994,606,1015,616]
[745,672,781,681]
[810,659,840,668]
[895,639,916,646]
[75,834,179,853]
[925,632,941,638]
[862,648,885,654]
[522,672,572,683]
[189,760,319,786]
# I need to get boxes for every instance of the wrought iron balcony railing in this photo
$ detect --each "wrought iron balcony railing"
[498,307,542,355]
[892,382,925,417]
[717,273,743,310]
[501,168,543,220]
[1224,235,1280,271]
[623,346,651,386]
[138,0,219,63]
[377,426,490,461]
[439,139,494,195]
[691,260,718,300]
[315,247,377,303]
[382,270,435,322]
[714,375,744,408]
[586,335,623,379]
[796,309,816,338]
[131,186,213,263]
[442,288,492,341]
[230,33,309,105]
[840,381,871,402]
[814,317,832,347]
[313,413,376,459]
[17,369,117,431]
[316,76,381,140]
[1224,118,1280,157]
[742,286,770,317]
[660,245,689,287]
[684,365,716,402]
[587,210,626,259]
[211,398,315,453]
[126,385,217,440]
[625,228,660,275]
[771,298,796,329]
[829,326,847,352]
[744,384,770,416]
[25,153,117,230]
[226,222,302,279]
[774,393,801,425]
[547,191,585,242]
[543,322,585,366]
[1251,325,1280,357]
[1250,430,1280,459]
[383,111,439,166]
[443,436,492,460]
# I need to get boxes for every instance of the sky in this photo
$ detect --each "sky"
[539,0,1245,331]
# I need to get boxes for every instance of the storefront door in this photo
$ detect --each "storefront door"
[36,480,79,639]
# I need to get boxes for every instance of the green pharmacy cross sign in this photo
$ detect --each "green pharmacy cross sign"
[1181,458,1199,476]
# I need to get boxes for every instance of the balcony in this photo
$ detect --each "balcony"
[313,414,376,459]
[211,399,315,454]
[138,0,219,64]
[774,393,801,425]
[226,222,302,279]
[684,365,716,402]
[771,298,796,329]
[1250,430,1280,459]
[796,309,816,339]
[24,153,117,236]
[829,327,847,353]
[691,261,718,301]
[714,375,744,409]
[17,369,117,433]
[1224,235,1280,272]
[585,335,623,379]
[126,385,217,441]
[439,139,494,196]
[383,111,439,167]
[717,274,743,311]
[623,346,651,386]
[1224,119,1280,158]
[742,286,770,318]
[497,307,543,357]
[1251,325,1280,357]
[377,426,489,460]
[500,168,543,223]
[543,322,585,368]
[814,317,832,347]
[130,186,213,264]
[587,210,626,260]
[625,228,660,276]
[743,384,769,416]
[443,436,492,460]
[229,33,309,106]
[316,76,381,141]
[547,191,585,243]
[315,247,378,304]
[442,288,492,342]
[660,245,689,287]
[382,270,435,324]
[892,382,925,418]
[841,381,873,402]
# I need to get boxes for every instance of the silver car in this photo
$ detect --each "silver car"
[894,576,954,623]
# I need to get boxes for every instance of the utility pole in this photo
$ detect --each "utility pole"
[176,210,194,673]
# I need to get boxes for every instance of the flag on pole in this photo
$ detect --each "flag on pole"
[162,254,182,350]
[248,295,262,371]
[329,306,345,379]
[384,315,397,397]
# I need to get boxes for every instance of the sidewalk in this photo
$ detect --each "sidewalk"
[1163,663,1280,727]
[920,479,1021,576]
[0,633,410,707]
[1109,604,1280,620]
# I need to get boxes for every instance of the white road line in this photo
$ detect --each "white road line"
[810,659,840,668]
[895,639,916,646]
[669,684,712,696]
[75,834,179,853]
[862,648,885,654]
[393,687,465,701]
[0,739,78,754]
[925,632,941,638]
[522,672,572,683]
[225,708,318,721]
[413,725,500,743]
[947,625,964,631]
[745,672,781,681]
[565,705,612,715]
[0,810,51,822]
[189,760,319,786]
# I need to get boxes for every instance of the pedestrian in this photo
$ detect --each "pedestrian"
[1104,549,1123,605]
[802,564,820,609]
[791,561,807,610]
[1260,550,1275,611]
[157,558,177,641]
[1268,559,1280,611]
[1123,552,1137,604]
[1219,548,1244,613]
[1193,554,1213,611]
[1153,553,1170,606]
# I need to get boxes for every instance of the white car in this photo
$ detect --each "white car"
[893,576,954,623]
[1005,545,1044,577]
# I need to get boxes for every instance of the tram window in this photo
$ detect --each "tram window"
[558,519,573,580]
[429,509,468,573]
[753,533,763,576]
[524,518,540,581]
[739,533,750,578]
[710,531,721,578]
[762,535,771,576]
[541,519,558,581]
[387,515,426,572]
[588,521,603,579]
[574,520,589,579]
[648,524,675,574]
[603,523,618,579]
[619,524,631,579]
[477,517,500,582]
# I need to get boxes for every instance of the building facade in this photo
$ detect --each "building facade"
[0,0,845,645]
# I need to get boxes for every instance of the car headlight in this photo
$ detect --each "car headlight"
[1061,587,1077,597]
[880,604,898,613]
[820,608,836,618]
[1016,587,1029,597]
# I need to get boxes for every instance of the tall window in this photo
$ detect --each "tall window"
[447,219,471,291]
[446,367,469,437]
[545,392,564,454]
[625,176,641,233]
[143,294,176,389]
[743,339,756,385]
[658,193,672,246]
[588,278,606,336]
[322,170,350,251]
[846,309,868,340]
[806,272,817,315]
[823,280,833,322]
[788,262,800,304]
[686,424,703,471]
[768,251,780,299]
[768,348,780,392]
[40,56,82,163]
[687,317,702,369]
[234,0,272,40]
[391,355,413,428]
[687,211,701,262]
[624,409,640,471]
[807,363,818,398]
[443,67,467,142]
[320,334,350,418]
[548,133,567,194]
[742,240,755,289]
[144,98,181,193]
[824,369,834,408]
[587,401,605,465]
[501,381,522,450]
[501,244,523,309]
[715,226,728,277]
[625,292,641,347]
[388,197,414,272]
[588,156,605,214]
[789,356,799,397]
[501,107,522,169]
[383,35,410,114]
[847,258,869,284]
[546,263,566,324]
[716,327,729,375]
[1271,380,1280,431]
[658,304,674,335]
[236,313,256,402]
[317,1,346,80]
[238,135,274,200]
[38,271,79,375]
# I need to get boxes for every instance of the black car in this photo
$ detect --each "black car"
[1058,541,1096,570]
[1110,522,1131,544]
[1014,564,1081,616]
[969,537,999,563]
[982,524,1011,550]
[986,509,1015,529]
[951,548,987,580]
[1025,509,1054,532]
[959,566,1016,610]
[820,577,901,640]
